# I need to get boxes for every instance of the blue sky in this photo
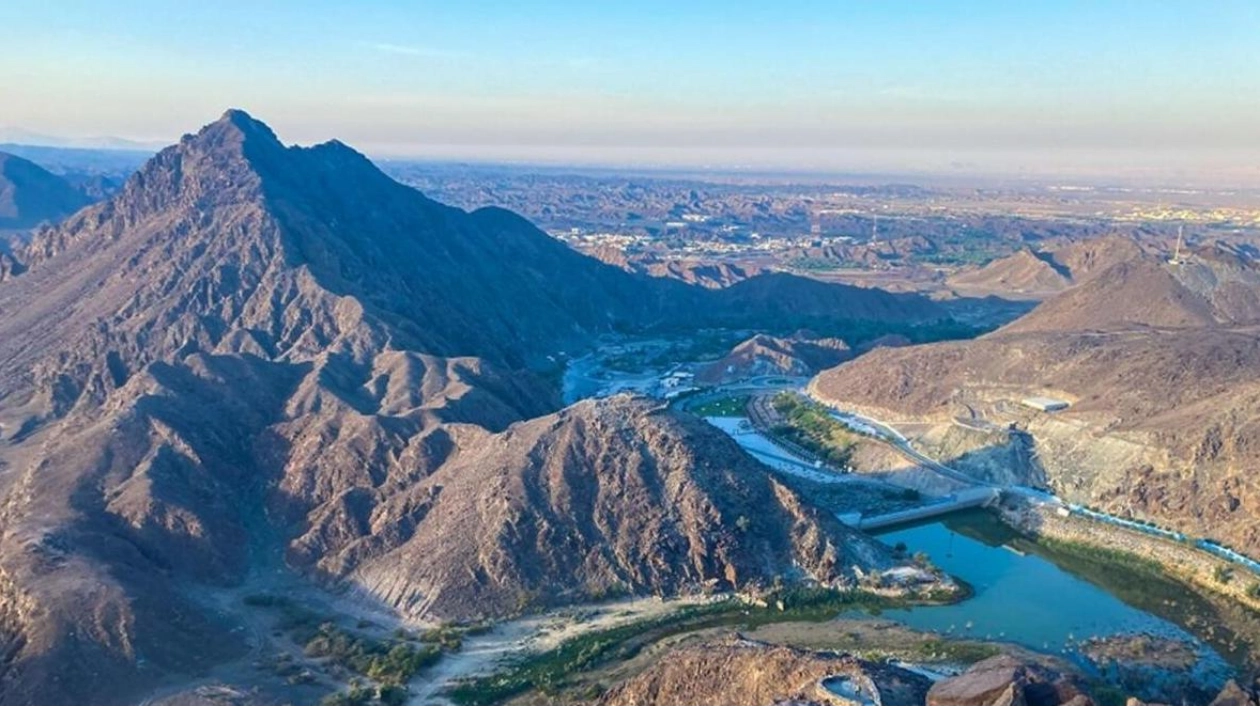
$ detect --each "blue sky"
[2,1,1259,180]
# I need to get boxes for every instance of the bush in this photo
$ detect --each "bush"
[320,683,373,706]
[1246,582,1260,600]
[305,623,441,684]
[1213,565,1234,584]
[378,684,409,705]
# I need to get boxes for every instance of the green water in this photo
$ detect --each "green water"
[866,511,1243,676]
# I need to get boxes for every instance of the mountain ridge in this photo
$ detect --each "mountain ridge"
[0,110,927,703]
[0,151,91,230]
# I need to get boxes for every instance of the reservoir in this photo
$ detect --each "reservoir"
[860,511,1242,686]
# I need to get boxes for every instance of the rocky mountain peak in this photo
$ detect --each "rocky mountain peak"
[186,108,284,154]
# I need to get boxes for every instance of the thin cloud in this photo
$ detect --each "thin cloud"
[364,42,465,59]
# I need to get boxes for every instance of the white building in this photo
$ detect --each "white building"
[1021,396,1070,412]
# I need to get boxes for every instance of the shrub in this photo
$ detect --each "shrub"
[378,684,409,705]
[1213,565,1234,584]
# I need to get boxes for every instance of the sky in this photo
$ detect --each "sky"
[2,1,1259,183]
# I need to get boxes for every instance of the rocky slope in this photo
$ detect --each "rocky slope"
[0,111,919,702]
[813,237,1260,557]
[0,152,91,230]
[926,654,1092,706]
[584,244,765,289]
[699,332,851,383]
[600,636,931,706]
[948,247,1074,297]
[947,235,1147,300]
[1005,248,1260,332]
[327,395,893,620]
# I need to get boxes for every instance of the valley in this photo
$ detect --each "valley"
[1,111,1259,706]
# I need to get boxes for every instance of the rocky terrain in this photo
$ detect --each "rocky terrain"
[925,654,1093,705]
[698,332,852,383]
[813,237,1260,557]
[947,235,1147,299]
[307,395,893,620]
[599,636,932,706]
[0,111,935,703]
[948,247,1075,297]
[585,244,765,288]
[0,151,91,230]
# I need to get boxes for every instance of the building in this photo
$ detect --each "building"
[1021,396,1070,412]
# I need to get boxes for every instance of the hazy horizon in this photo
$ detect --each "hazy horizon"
[4,1,1259,185]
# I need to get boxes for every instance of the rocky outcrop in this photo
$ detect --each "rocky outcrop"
[699,332,851,383]
[334,395,894,620]
[949,248,1073,297]
[600,636,931,706]
[1211,679,1260,706]
[926,654,1093,706]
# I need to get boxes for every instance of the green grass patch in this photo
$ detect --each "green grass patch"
[770,392,861,468]
[690,394,749,417]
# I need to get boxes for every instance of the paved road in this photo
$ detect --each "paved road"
[823,406,993,489]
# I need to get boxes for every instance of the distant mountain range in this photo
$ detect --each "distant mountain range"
[0,152,92,230]
[0,126,166,152]
[0,111,937,702]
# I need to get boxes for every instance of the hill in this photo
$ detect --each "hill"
[812,238,1260,559]
[1007,243,1260,332]
[947,235,1148,300]
[699,332,852,383]
[0,151,91,229]
[322,395,891,620]
[600,636,932,705]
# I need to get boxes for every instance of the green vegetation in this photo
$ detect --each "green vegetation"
[448,587,933,705]
[1032,537,1166,577]
[770,392,860,468]
[643,318,992,350]
[914,638,1000,664]
[377,684,409,705]
[244,594,489,705]
[1247,582,1260,600]
[305,622,442,684]
[243,593,330,642]
[320,681,409,706]
[1214,565,1235,584]
[690,394,748,417]
[320,682,376,706]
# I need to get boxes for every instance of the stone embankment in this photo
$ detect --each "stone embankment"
[1001,496,1260,612]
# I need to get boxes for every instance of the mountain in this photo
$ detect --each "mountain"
[698,332,851,383]
[812,236,1260,559]
[1006,243,1260,332]
[0,152,92,229]
[585,243,766,288]
[314,395,891,620]
[948,247,1073,297]
[0,111,919,703]
[947,235,1147,299]
[0,126,165,151]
